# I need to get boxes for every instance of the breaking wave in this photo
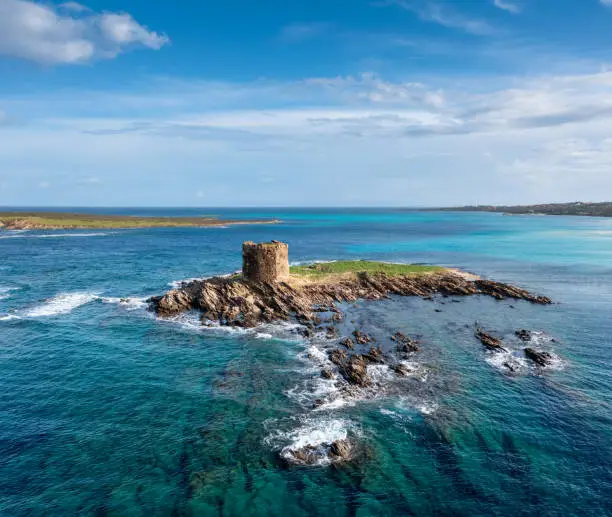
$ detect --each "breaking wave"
[22,292,100,318]
[100,296,148,311]
[265,417,357,466]
[0,286,20,301]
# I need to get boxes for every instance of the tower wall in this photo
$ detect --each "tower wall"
[242,241,289,283]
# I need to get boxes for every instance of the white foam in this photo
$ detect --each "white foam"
[397,361,429,382]
[23,292,99,318]
[416,402,439,415]
[368,364,394,383]
[266,417,354,466]
[0,287,19,301]
[0,314,20,321]
[0,232,110,239]
[485,350,528,373]
[289,259,337,267]
[100,296,148,311]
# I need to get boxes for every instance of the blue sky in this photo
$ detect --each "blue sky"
[1,0,612,206]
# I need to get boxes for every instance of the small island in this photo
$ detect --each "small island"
[0,211,280,230]
[150,241,551,327]
[150,241,554,465]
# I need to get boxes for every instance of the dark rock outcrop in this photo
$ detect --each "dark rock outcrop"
[352,330,372,345]
[515,329,532,341]
[475,326,507,352]
[391,332,420,353]
[286,438,352,465]
[339,337,354,349]
[524,348,553,367]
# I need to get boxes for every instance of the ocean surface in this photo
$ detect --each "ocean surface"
[0,208,611,516]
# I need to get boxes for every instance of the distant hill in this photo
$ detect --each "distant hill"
[430,202,612,217]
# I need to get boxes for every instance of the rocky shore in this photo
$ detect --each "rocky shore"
[149,250,555,466]
[149,269,551,328]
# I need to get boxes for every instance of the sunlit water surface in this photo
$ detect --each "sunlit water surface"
[1,209,610,516]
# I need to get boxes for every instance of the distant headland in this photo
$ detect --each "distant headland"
[427,201,612,217]
[0,212,280,230]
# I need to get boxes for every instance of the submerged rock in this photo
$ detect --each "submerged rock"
[352,330,372,345]
[391,332,420,353]
[339,337,355,349]
[516,329,532,341]
[524,348,554,367]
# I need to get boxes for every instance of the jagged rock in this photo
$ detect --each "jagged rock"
[328,439,351,460]
[312,399,325,408]
[339,337,354,349]
[286,439,352,465]
[524,348,553,367]
[331,312,343,323]
[328,348,347,366]
[391,363,413,376]
[337,355,371,387]
[149,270,551,327]
[352,330,372,345]
[362,346,384,363]
[515,329,532,341]
[299,327,313,338]
[321,368,335,379]
[475,326,507,352]
[325,326,339,339]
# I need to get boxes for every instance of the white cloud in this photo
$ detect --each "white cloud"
[391,0,498,35]
[2,69,612,205]
[59,2,90,12]
[493,0,520,14]
[99,13,168,50]
[601,0,612,6]
[0,0,169,65]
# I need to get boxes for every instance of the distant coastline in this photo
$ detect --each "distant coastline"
[426,202,612,218]
[0,211,280,230]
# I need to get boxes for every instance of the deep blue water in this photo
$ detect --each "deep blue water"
[0,209,611,516]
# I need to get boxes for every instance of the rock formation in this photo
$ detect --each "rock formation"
[149,242,551,328]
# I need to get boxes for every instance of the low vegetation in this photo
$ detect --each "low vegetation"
[0,212,279,230]
[290,260,444,279]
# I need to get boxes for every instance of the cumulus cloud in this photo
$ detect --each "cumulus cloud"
[0,0,169,65]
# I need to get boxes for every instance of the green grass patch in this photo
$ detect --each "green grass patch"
[0,212,278,229]
[290,260,443,278]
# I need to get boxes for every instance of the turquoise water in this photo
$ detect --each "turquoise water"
[0,209,611,516]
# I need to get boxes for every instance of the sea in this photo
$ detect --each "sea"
[0,208,610,516]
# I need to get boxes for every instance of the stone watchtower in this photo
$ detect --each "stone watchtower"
[242,241,289,283]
